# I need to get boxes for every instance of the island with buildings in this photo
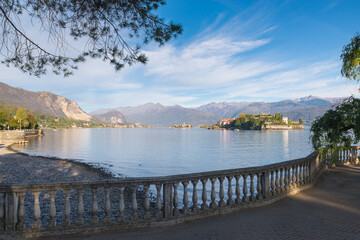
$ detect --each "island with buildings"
[210,113,304,130]
[172,123,193,128]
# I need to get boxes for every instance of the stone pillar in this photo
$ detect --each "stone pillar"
[263,170,270,199]
[163,184,172,218]
[5,192,17,230]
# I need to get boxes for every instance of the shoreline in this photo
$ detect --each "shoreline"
[7,143,117,179]
[0,140,117,185]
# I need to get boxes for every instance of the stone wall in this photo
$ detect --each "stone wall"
[0,129,42,140]
[0,130,24,140]
[263,124,304,130]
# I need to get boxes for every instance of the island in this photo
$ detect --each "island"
[207,113,304,130]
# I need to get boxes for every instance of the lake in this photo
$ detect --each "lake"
[13,128,313,177]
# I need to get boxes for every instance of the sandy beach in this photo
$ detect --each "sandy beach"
[0,140,115,185]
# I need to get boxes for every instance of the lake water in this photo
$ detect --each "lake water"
[13,128,313,177]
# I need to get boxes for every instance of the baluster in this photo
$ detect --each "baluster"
[218,177,225,207]
[0,193,4,230]
[173,183,179,216]
[77,189,84,225]
[270,171,275,196]
[256,173,262,200]
[48,190,56,228]
[191,180,199,212]
[275,170,280,194]
[144,185,151,220]
[280,168,284,192]
[33,191,41,229]
[302,165,307,184]
[118,187,125,222]
[209,178,217,209]
[64,189,71,226]
[296,165,300,187]
[249,174,255,201]
[156,184,162,220]
[284,167,288,191]
[105,187,111,223]
[299,164,303,186]
[226,176,234,206]
[307,163,311,182]
[16,193,25,230]
[182,182,189,214]
[242,174,248,203]
[91,188,98,224]
[288,167,292,189]
[201,179,208,210]
[131,186,138,221]
[235,176,241,204]
[292,166,296,189]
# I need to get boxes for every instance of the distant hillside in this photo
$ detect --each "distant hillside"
[93,110,133,124]
[197,96,342,121]
[91,103,219,127]
[90,96,344,127]
[0,82,91,121]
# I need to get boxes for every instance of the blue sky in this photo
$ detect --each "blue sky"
[1,0,360,112]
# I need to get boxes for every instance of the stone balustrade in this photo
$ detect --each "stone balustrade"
[0,146,358,238]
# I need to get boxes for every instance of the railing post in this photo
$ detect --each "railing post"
[5,192,17,230]
[263,170,270,199]
[191,180,199,212]
[226,176,234,206]
[49,190,56,228]
[0,193,5,230]
[173,183,179,216]
[155,184,162,220]
[182,182,189,214]
[144,184,151,220]
[201,179,208,210]
[16,192,25,230]
[162,184,172,218]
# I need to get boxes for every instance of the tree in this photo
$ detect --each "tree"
[27,114,38,129]
[274,113,282,121]
[0,110,7,129]
[341,33,360,82]
[299,118,303,125]
[0,1,182,77]
[311,97,360,157]
[15,107,28,129]
[311,33,360,160]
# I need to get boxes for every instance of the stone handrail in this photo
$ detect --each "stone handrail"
[0,146,358,238]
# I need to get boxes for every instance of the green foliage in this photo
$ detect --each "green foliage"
[15,107,27,121]
[8,118,19,129]
[311,97,360,155]
[274,113,282,121]
[341,33,360,82]
[0,1,182,76]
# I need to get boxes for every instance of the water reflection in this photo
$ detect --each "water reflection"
[13,128,312,177]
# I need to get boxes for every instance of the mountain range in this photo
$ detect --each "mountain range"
[0,81,343,127]
[90,95,342,126]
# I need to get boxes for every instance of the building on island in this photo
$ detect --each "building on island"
[217,118,235,125]
[172,123,192,128]
[282,117,288,124]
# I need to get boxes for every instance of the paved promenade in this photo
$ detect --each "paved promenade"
[68,164,360,240]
